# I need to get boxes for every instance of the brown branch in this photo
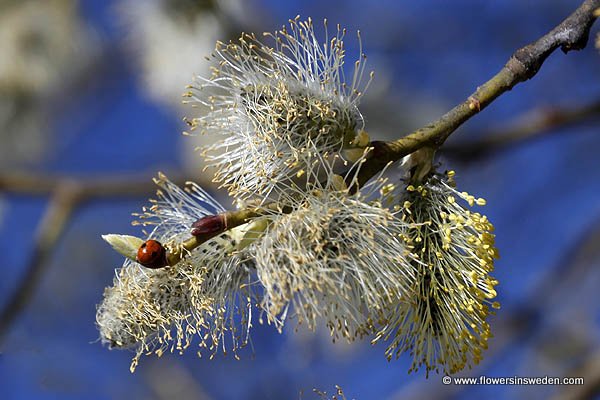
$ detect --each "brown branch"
[442,98,600,160]
[353,0,600,187]
[0,183,79,343]
[0,171,186,198]
[0,172,188,344]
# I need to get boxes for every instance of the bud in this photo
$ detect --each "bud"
[102,234,143,261]
[191,214,226,237]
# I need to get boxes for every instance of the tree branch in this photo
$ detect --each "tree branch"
[0,183,79,343]
[442,98,600,160]
[0,172,186,198]
[353,0,600,187]
[0,172,188,343]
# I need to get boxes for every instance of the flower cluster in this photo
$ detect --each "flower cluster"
[97,174,256,371]
[97,18,499,376]
[183,16,372,203]
[373,171,499,376]
[252,181,416,341]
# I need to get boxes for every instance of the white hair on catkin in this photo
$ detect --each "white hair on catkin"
[251,187,417,341]
[96,175,256,372]
[184,17,373,202]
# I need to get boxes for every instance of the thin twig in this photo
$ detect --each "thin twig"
[0,172,186,198]
[353,0,600,187]
[0,182,80,343]
[0,172,187,343]
[443,98,600,160]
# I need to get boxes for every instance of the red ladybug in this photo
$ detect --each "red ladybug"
[136,239,168,269]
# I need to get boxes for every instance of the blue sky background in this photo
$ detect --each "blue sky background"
[1,1,599,399]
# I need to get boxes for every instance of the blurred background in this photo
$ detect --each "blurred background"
[0,0,599,399]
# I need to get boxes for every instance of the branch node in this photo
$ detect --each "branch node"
[468,96,481,112]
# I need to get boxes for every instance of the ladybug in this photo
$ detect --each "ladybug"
[136,239,168,269]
